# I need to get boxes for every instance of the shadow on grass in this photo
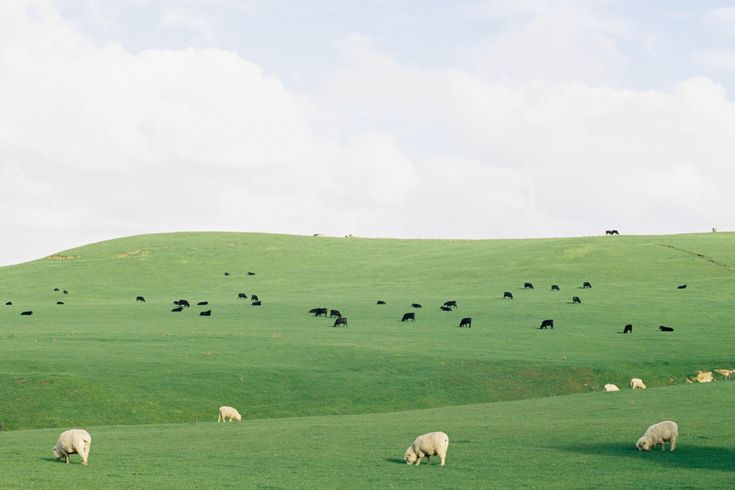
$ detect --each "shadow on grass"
[39,457,60,463]
[385,458,406,465]
[557,443,735,472]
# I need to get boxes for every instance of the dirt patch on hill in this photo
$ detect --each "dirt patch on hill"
[116,248,152,259]
[47,255,78,260]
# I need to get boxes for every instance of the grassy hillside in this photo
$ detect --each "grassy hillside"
[1,232,735,432]
[1,383,733,489]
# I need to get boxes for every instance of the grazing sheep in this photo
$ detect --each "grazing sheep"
[714,369,734,380]
[404,431,449,466]
[694,371,713,383]
[52,429,91,465]
[630,378,646,389]
[636,421,678,452]
[218,406,242,422]
[603,384,620,392]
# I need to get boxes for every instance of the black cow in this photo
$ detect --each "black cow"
[53,288,59,292]
[677,284,687,289]
[200,310,212,316]
[376,300,386,305]
[56,301,64,305]
[402,312,416,322]
[459,317,472,328]
[443,300,458,309]
[136,296,146,302]
[551,285,560,291]
[582,282,592,289]
[572,296,582,304]
[605,230,620,235]
[63,290,69,295]
[309,308,328,317]
[539,319,554,329]
[330,309,342,318]
[5,301,12,306]
[623,324,633,334]
[224,272,230,276]
[333,317,348,327]
[411,303,422,308]
[659,325,674,332]
[197,301,209,306]
[524,282,534,289]
[251,300,262,306]
[251,295,259,302]
[503,292,513,299]
[171,306,183,312]
[238,293,247,299]
[177,299,190,308]
[247,272,256,276]
[21,310,33,316]
[440,306,452,311]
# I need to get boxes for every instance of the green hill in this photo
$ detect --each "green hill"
[1,231,734,487]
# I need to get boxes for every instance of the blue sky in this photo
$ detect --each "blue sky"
[2,1,735,264]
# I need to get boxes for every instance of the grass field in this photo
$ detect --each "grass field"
[1,231,734,487]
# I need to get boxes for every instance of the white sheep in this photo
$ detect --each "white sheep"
[630,378,646,389]
[404,431,449,466]
[695,371,713,383]
[603,384,620,392]
[636,420,678,451]
[218,405,242,422]
[52,429,91,465]
[714,368,734,380]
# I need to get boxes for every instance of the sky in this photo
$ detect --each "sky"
[2,0,735,265]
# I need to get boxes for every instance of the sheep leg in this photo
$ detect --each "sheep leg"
[670,435,677,451]
[426,454,431,465]
[415,452,424,465]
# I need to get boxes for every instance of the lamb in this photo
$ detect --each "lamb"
[603,383,620,392]
[52,429,91,465]
[218,405,242,422]
[404,431,449,466]
[630,378,646,389]
[636,420,678,451]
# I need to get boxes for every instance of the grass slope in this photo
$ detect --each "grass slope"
[0,383,733,489]
[1,232,735,432]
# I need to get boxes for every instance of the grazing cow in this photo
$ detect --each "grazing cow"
[247,272,255,276]
[200,310,212,316]
[333,317,348,327]
[572,296,582,304]
[524,282,534,289]
[443,300,458,309]
[630,378,646,389]
[251,300,262,306]
[178,299,190,308]
[5,301,12,306]
[238,293,247,299]
[503,292,513,299]
[376,300,386,305]
[411,303,423,308]
[459,317,472,328]
[659,325,674,332]
[63,290,69,295]
[136,296,145,302]
[309,308,328,317]
[677,284,687,289]
[551,285,560,291]
[539,319,554,329]
[53,288,60,292]
[330,309,342,318]
[171,306,183,312]
[539,320,554,330]
[402,312,416,322]
[251,295,259,302]
[605,230,620,235]
[224,272,230,276]
[582,282,592,289]
[56,301,64,305]
[197,301,208,306]
[20,311,33,316]
[623,324,633,334]
[440,306,452,312]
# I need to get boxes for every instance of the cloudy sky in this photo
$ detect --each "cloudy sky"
[2,1,735,265]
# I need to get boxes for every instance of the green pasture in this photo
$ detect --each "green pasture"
[1,231,734,487]
[0,383,733,488]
